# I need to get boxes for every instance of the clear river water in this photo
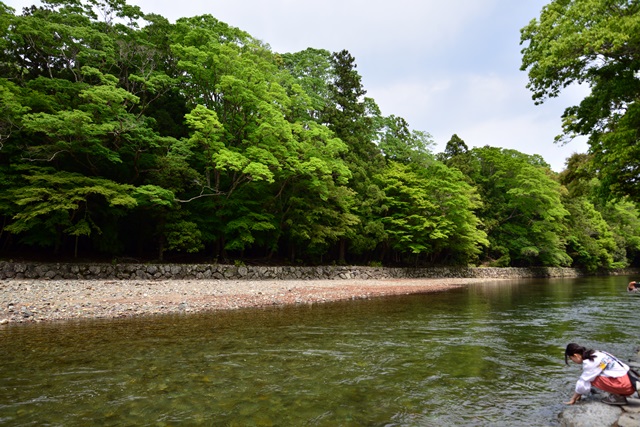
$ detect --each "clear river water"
[1,275,639,426]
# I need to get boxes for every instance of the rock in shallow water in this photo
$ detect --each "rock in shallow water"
[558,401,622,427]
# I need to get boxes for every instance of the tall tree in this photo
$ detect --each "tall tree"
[464,147,570,267]
[321,50,386,262]
[3,167,137,257]
[520,0,640,202]
[323,50,381,168]
[563,196,616,271]
[437,133,471,174]
[602,198,640,267]
[377,115,434,165]
[560,152,640,269]
[169,17,357,261]
[280,48,332,121]
[375,160,488,266]
[0,2,178,258]
[442,134,469,159]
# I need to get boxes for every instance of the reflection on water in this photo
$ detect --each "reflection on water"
[1,276,638,426]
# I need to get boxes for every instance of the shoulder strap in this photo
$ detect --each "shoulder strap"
[600,350,628,370]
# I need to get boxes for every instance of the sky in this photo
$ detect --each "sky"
[5,0,590,171]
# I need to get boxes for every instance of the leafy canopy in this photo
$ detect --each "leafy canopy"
[520,0,640,201]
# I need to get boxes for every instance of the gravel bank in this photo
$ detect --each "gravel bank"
[0,277,498,324]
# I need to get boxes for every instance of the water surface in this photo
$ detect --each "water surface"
[1,275,639,426]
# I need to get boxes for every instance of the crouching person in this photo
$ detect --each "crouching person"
[564,343,635,405]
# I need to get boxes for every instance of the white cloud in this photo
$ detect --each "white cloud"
[367,78,452,120]
[368,70,589,171]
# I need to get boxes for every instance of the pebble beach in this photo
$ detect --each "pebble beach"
[0,277,498,324]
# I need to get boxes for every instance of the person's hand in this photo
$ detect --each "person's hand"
[564,394,581,405]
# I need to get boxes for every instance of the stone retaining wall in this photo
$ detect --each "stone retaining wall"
[0,261,637,281]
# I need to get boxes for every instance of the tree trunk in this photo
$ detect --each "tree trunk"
[158,238,164,262]
[289,243,296,264]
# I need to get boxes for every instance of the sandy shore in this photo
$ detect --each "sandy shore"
[0,277,501,324]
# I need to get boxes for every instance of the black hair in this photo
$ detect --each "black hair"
[564,343,596,365]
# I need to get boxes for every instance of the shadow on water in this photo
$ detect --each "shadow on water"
[1,275,639,426]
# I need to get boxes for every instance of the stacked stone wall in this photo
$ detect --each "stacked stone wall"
[0,261,637,281]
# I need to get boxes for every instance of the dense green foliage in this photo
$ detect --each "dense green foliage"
[520,0,640,204]
[1,0,639,268]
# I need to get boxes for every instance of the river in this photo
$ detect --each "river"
[1,275,638,426]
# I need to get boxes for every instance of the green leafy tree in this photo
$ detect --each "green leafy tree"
[323,50,382,169]
[601,198,640,267]
[3,167,136,257]
[558,153,596,199]
[375,160,488,266]
[560,152,640,268]
[464,147,570,267]
[9,0,635,269]
[437,134,468,161]
[0,79,29,150]
[170,18,357,261]
[320,50,386,262]
[520,0,640,202]
[1,0,118,83]
[163,16,287,256]
[271,119,355,263]
[280,48,333,121]
[129,184,177,260]
[377,115,434,165]
[563,196,616,271]
[0,2,183,259]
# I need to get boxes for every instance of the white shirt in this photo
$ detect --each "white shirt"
[575,350,629,395]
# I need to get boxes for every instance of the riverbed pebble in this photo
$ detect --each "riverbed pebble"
[0,277,496,324]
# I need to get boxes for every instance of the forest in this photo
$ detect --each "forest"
[0,0,639,269]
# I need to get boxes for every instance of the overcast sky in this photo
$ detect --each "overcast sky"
[5,0,589,171]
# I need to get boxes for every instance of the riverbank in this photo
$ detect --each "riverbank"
[0,277,501,324]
